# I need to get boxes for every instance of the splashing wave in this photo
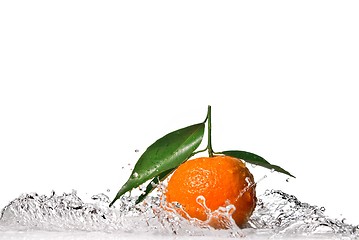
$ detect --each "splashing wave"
[0,189,358,238]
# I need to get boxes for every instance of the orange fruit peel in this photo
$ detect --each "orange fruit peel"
[165,155,256,228]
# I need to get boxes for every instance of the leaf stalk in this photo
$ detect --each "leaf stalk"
[207,105,214,157]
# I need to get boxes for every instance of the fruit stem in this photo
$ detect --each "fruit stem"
[207,105,214,157]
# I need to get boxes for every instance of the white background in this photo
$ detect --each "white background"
[1,0,358,225]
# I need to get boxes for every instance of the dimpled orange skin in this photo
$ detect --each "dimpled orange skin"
[165,155,256,229]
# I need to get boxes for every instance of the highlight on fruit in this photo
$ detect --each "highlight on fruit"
[109,105,295,228]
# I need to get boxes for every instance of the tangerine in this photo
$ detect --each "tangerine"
[165,155,256,229]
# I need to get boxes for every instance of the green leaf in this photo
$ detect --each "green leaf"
[222,150,295,178]
[135,168,175,204]
[109,123,205,207]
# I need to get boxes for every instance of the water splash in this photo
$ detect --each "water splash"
[249,190,359,237]
[0,189,358,238]
[0,189,220,236]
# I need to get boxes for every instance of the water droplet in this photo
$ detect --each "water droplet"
[270,168,275,173]
[106,189,110,192]
[286,178,290,182]
[173,202,182,208]
[132,172,139,178]
[251,164,257,168]
[135,149,139,153]
[139,183,147,192]
[245,177,252,185]
[196,195,206,205]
